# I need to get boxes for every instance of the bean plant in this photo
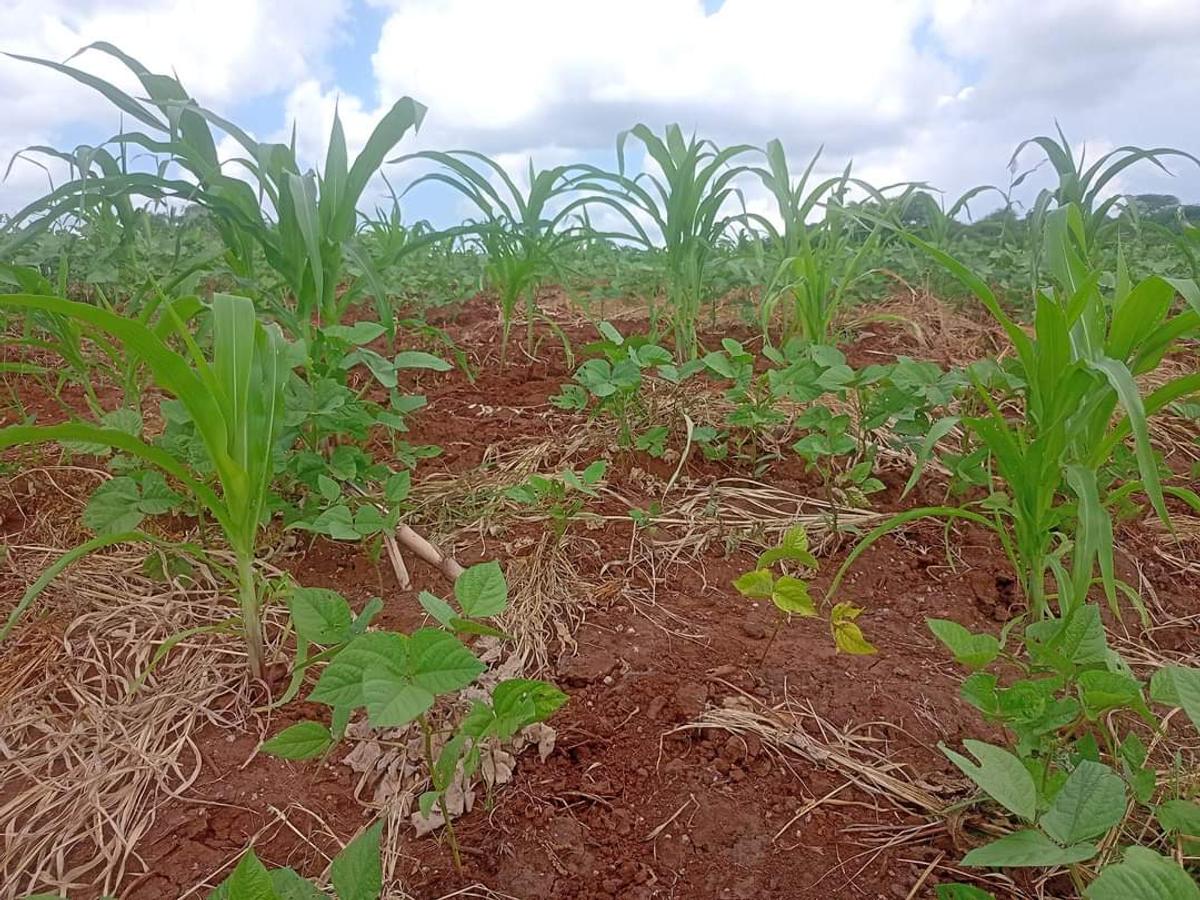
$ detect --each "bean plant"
[263,562,566,870]
[210,821,383,899]
[733,526,875,658]
[929,607,1200,896]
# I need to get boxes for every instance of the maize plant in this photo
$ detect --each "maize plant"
[743,140,888,344]
[394,151,597,363]
[3,42,426,342]
[573,124,754,361]
[0,292,289,680]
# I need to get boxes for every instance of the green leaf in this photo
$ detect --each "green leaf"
[491,677,568,738]
[942,739,1037,821]
[330,820,383,900]
[454,560,507,618]
[1150,666,1200,732]
[393,351,451,372]
[215,850,278,900]
[268,869,324,900]
[261,722,332,761]
[408,628,485,694]
[1085,846,1200,900]
[830,602,877,655]
[927,618,1001,670]
[326,322,386,345]
[361,662,434,727]
[310,632,408,708]
[1157,799,1200,844]
[288,587,353,645]
[961,829,1096,867]
[1077,670,1145,719]
[83,477,144,534]
[418,591,456,627]
[1039,760,1126,845]
[317,474,341,501]
[771,576,816,616]
[936,887,997,900]
[384,470,411,503]
[301,504,358,540]
[733,568,774,599]
[138,471,182,513]
[756,525,818,569]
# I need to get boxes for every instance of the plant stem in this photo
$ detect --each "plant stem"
[419,716,463,872]
[760,613,785,666]
[237,552,265,681]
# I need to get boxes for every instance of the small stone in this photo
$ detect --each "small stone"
[740,621,767,640]
[673,682,708,719]
[647,695,668,720]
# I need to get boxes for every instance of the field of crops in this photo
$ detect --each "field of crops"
[4,44,1200,900]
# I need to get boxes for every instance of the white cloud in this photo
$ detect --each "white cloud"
[0,0,350,210]
[4,0,1200,226]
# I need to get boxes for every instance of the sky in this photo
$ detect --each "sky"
[3,0,1200,229]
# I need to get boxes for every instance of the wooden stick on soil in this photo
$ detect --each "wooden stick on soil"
[348,483,465,585]
[383,534,412,590]
[394,523,464,582]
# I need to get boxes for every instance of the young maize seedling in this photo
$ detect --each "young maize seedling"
[0,292,289,680]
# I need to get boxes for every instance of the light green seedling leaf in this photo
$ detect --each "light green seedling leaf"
[408,628,486,694]
[331,820,383,900]
[448,617,509,639]
[733,569,774,600]
[326,322,386,345]
[962,829,1095,867]
[942,739,1037,821]
[757,526,818,570]
[1150,666,1200,732]
[288,587,353,645]
[384,470,411,503]
[393,350,451,372]
[1085,846,1200,900]
[317,474,342,501]
[1039,760,1126,845]
[300,505,358,540]
[772,576,816,616]
[83,473,183,535]
[83,477,143,534]
[830,602,877,655]
[454,561,507,618]
[580,459,607,484]
[1157,799,1200,852]
[927,619,1001,670]
[138,471,182,513]
[261,721,333,761]
[598,321,624,345]
[342,348,397,388]
[418,590,456,627]
[491,677,569,738]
